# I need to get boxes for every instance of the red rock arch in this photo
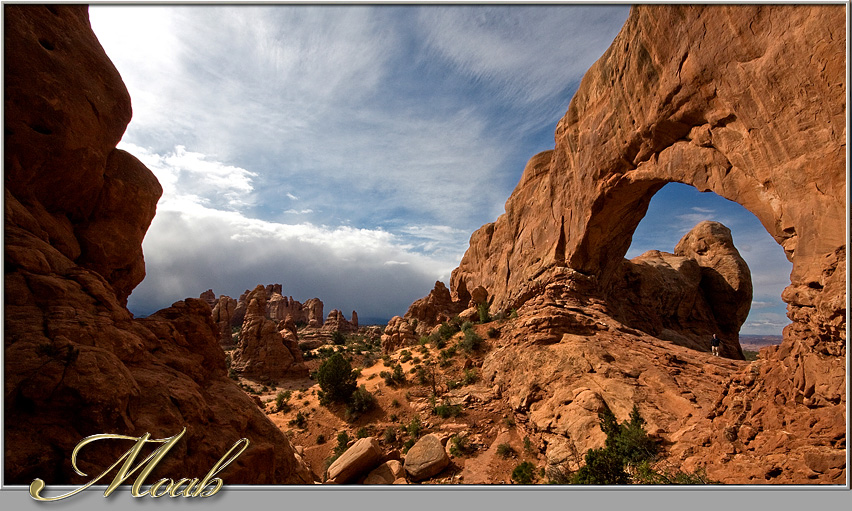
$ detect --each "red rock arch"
[452,4,845,347]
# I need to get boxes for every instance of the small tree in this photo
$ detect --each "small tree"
[572,403,659,485]
[275,390,292,412]
[317,353,357,404]
[572,448,629,485]
[512,461,536,484]
[331,330,347,346]
[477,302,491,324]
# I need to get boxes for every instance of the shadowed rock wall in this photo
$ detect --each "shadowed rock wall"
[4,5,313,485]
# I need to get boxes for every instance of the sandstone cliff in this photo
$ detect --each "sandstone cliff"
[4,5,313,485]
[408,4,846,483]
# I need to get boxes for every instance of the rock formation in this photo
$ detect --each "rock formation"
[211,294,238,347]
[381,316,418,354]
[404,4,845,483]
[4,5,313,485]
[450,5,845,345]
[403,434,450,481]
[231,285,308,379]
[304,298,324,327]
[199,289,217,308]
[404,281,466,336]
[606,221,751,358]
[322,309,357,334]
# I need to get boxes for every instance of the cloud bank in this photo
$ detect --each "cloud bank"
[89,5,629,320]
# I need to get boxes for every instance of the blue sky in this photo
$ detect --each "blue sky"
[90,4,790,334]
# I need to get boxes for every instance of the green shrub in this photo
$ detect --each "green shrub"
[399,350,412,363]
[391,398,400,408]
[523,436,534,454]
[317,353,357,404]
[325,431,352,469]
[275,390,292,412]
[402,438,415,453]
[316,434,326,445]
[570,404,665,485]
[437,321,460,341]
[487,327,500,339]
[406,416,422,439]
[477,302,491,324]
[392,363,406,384]
[331,330,347,346]
[449,435,474,457]
[459,328,483,353]
[512,461,536,484]
[460,321,474,332]
[345,386,377,421]
[433,399,462,418]
[288,411,308,429]
[462,369,478,386]
[356,426,370,439]
[496,443,515,458]
[383,427,397,443]
[632,462,715,484]
[572,447,629,484]
[440,345,457,359]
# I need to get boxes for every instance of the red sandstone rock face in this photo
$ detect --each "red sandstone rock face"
[232,285,308,379]
[450,5,845,346]
[304,298,324,327]
[199,289,217,308]
[322,309,357,334]
[4,5,313,485]
[381,316,418,354]
[211,294,238,347]
[605,221,751,358]
[420,4,844,484]
[404,281,466,336]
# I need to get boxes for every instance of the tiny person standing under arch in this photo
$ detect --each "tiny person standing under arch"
[711,334,721,357]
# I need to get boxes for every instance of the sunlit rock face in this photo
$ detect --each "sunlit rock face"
[606,220,752,359]
[407,4,845,483]
[231,285,308,379]
[4,5,314,485]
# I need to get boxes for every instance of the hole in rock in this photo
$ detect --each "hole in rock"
[625,182,793,340]
[29,124,52,135]
[38,38,55,51]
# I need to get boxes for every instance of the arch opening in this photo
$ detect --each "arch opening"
[596,182,793,358]
[627,183,793,336]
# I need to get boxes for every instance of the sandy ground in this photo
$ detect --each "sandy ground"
[231,323,545,484]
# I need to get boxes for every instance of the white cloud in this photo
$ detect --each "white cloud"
[89,5,632,320]
[416,6,629,104]
[124,144,458,318]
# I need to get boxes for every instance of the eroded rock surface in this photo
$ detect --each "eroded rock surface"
[405,4,845,484]
[4,5,313,485]
[606,221,751,358]
[404,281,466,336]
[231,285,308,379]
